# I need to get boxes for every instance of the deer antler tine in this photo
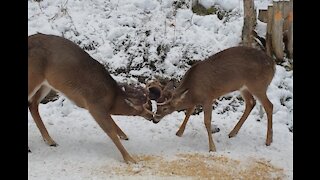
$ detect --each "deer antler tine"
[156,101,167,106]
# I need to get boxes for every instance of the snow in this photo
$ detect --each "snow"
[28,0,292,179]
[214,0,240,11]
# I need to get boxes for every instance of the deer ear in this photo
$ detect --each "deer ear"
[173,89,188,106]
[180,89,189,99]
[164,81,175,91]
[125,99,141,111]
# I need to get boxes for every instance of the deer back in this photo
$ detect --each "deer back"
[175,46,275,102]
[28,33,153,118]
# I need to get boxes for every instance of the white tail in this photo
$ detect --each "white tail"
[150,46,275,152]
[28,33,154,163]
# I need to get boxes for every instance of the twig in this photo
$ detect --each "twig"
[185,13,194,31]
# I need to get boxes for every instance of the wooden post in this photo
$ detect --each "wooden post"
[258,9,268,23]
[266,5,273,57]
[263,1,293,61]
[283,0,293,59]
[242,0,256,47]
[272,1,284,62]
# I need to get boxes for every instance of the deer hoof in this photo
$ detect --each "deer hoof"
[125,157,137,164]
[176,131,183,137]
[49,142,58,147]
[120,136,129,140]
[211,127,220,134]
[228,131,237,138]
[265,138,272,146]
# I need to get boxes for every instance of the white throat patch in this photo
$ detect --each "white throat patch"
[151,100,157,113]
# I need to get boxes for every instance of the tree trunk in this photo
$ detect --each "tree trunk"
[242,0,257,47]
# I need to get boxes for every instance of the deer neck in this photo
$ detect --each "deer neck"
[173,95,193,112]
[109,91,139,116]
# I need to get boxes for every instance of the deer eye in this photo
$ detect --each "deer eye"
[163,107,169,112]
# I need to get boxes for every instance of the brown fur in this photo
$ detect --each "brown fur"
[28,33,154,163]
[153,46,275,151]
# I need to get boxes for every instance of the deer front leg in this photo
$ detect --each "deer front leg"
[203,103,216,152]
[89,106,136,163]
[176,106,195,137]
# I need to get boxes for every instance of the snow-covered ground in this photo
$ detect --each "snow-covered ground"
[28,0,292,179]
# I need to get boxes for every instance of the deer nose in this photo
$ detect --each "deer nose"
[146,116,154,122]
[152,119,160,124]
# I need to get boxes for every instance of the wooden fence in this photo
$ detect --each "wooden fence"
[259,0,293,62]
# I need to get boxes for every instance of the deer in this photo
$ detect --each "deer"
[28,33,155,163]
[150,46,276,152]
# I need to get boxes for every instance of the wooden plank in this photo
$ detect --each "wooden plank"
[266,5,273,57]
[272,1,284,62]
[283,0,293,59]
[258,9,268,23]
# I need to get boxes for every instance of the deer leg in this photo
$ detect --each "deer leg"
[203,103,216,152]
[229,89,256,138]
[29,91,57,146]
[255,92,273,146]
[89,106,136,163]
[110,119,129,140]
[176,106,195,137]
[28,71,43,101]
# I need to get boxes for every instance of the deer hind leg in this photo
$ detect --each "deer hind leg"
[28,73,43,152]
[254,91,273,146]
[203,103,216,152]
[176,106,195,137]
[28,72,43,101]
[229,88,256,138]
[29,86,57,146]
[88,105,136,163]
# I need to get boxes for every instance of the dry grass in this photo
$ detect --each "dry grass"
[100,153,285,180]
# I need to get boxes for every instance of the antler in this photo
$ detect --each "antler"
[146,79,175,105]
[146,80,163,101]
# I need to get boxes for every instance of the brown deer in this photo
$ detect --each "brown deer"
[151,46,275,152]
[28,33,155,163]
